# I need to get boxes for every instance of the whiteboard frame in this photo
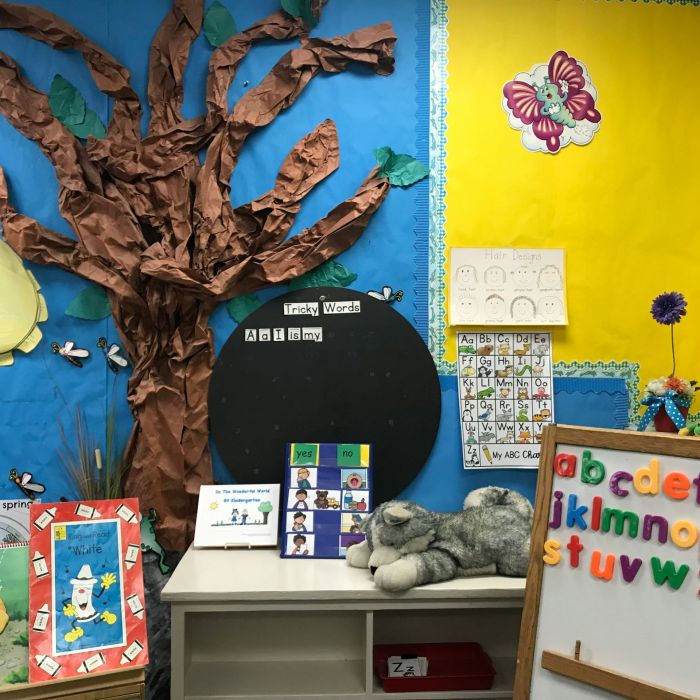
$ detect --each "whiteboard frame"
[514,425,700,699]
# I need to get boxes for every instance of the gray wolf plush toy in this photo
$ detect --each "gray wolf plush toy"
[346,487,532,591]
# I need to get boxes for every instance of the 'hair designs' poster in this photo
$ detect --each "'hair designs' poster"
[449,247,567,326]
[28,499,148,681]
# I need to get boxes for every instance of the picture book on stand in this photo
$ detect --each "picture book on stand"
[28,499,148,682]
[0,499,33,687]
[194,484,281,548]
[282,443,372,558]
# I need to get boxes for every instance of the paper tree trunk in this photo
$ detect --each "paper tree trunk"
[0,0,403,550]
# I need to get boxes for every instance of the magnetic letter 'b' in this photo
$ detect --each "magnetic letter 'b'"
[581,450,605,485]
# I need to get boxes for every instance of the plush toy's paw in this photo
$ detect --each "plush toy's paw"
[346,540,371,569]
[368,545,402,573]
[64,626,84,643]
[461,563,498,576]
[373,558,419,592]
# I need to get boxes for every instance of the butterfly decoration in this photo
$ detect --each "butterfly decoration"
[51,340,90,367]
[367,286,404,304]
[9,468,46,500]
[97,337,128,373]
[503,50,601,154]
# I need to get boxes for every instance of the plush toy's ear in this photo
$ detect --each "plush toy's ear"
[383,505,413,525]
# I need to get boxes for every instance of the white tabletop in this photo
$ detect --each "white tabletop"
[161,547,526,602]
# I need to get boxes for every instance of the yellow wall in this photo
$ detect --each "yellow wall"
[444,0,700,390]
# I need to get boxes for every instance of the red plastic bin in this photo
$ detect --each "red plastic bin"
[373,642,495,693]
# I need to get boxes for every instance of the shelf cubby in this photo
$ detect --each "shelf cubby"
[163,548,525,700]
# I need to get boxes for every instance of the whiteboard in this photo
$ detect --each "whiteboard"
[517,427,700,699]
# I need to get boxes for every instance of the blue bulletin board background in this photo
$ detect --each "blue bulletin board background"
[53,520,124,654]
[0,0,623,516]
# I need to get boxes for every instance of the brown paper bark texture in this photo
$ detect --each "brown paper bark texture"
[0,0,402,550]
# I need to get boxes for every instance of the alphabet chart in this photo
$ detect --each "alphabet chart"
[457,332,553,468]
[281,443,372,559]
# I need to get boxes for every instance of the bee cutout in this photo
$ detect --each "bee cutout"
[97,337,128,373]
[9,468,46,500]
[367,286,403,304]
[51,341,90,368]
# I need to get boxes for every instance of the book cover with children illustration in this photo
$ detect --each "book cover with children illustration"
[194,484,280,548]
[0,499,33,686]
[282,444,372,559]
[28,499,148,681]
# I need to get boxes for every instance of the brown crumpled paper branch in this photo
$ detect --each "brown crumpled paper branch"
[141,166,391,298]
[148,0,203,136]
[0,2,141,148]
[203,118,341,268]
[198,22,396,219]
[0,0,398,551]
[206,11,309,124]
[0,53,147,279]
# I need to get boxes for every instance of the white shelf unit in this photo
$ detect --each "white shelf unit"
[162,548,525,700]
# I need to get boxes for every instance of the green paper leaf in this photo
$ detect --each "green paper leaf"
[65,285,111,321]
[373,146,429,187]
[226,294,263,322]
[281,0,318,28]
[373,146,393,170]
[289,260,357,291]
[48,75,86,126]
[49,74,106,140]
[70,110,107,140]
[204,1,238,47]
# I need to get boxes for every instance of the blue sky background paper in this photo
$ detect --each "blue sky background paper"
[53,520,124,655]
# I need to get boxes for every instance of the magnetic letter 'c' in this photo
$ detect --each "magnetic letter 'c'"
[609,471,633,498]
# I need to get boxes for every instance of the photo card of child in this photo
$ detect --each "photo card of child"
[281,443,372,558]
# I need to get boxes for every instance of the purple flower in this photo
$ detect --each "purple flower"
[651,292,687,326]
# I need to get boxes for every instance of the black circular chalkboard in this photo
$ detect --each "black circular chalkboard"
[209,287,441,504]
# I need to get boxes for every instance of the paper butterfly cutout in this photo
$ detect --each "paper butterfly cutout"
[503,50,601,154]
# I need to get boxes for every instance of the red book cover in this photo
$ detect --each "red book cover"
[28,499,148,681]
